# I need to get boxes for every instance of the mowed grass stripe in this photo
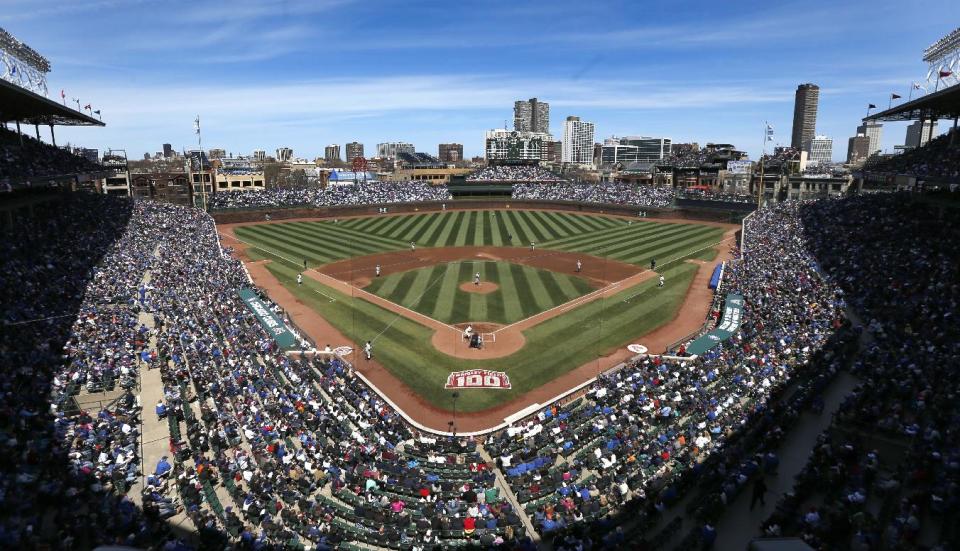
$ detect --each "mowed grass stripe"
[430,263,462,321]
[506,210,537,245]
[386,214,424,240]
[433,212,460,247]
[551,221,693,252]
[352,214,396,234]
[481,212,494,245]
[453,211,474,246]
[441,212,466,246]
[398,264,440,308]
[464,211,479,245]
[265,224,387,258]
[550,269,589,300]
[449,263,473,320]
[489,211,505,246]
[507,263,542,317]
[236,225,351,262]
[234,226,336,264]
[495,211,518,246]
[616,230,723,264]
[467,265,488,322]
[536,265,575,305]
[598,225,718,259]
[516,210,548,243]
[546,220,664,249]
[522,211,553,241]
[539,211,580,238]
[283,221,407,250]
[403,213,439,243]
[585,224,713,258]
[499,211,528,245]
[370,214,412,236]
[495,262,524,321]
[414,212,448,246]
[423,213,447,247]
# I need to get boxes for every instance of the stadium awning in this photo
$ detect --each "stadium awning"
[863,83,960,122]
[0,78,103,126]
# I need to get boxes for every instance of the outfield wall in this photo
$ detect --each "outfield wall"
[212,198,751,225]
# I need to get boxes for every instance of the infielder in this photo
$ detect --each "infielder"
[576,259,582,272]
[410,241,416,252]
[530,242,536,251]
[364,340,373,360]
[297,273,303,286]
[375,264,381,277]
[659,275,665,288]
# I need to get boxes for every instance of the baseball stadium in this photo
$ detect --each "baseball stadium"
[2,17,960,551]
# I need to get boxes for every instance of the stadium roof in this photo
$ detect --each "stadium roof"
[863,82,960,122]
[0,78,104,126]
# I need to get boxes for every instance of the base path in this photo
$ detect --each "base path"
[222,220,739,433]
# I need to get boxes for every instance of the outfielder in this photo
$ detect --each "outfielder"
[410,241,416,252]
[297,273,303,286]
[659,275,665,288]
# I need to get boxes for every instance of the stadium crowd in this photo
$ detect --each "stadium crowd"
[758,193,959,549]
[0,126,103,184]
[467,166,563,182]
[864,130,960,184]
[5,184,958,550]
[207,181,452,210]
[513,181,674,207]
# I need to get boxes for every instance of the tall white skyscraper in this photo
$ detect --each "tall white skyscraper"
[855,121,883,155]
[562,116,595,165]
[806,135,833,164]
[905,120,938,149]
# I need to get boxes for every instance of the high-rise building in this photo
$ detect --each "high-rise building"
[162,143,173,158]
[253,149,266,161]
[562,116,595,165]
[807,135,833,164]
[345,142,364,162]
[514,98,550,134]
[846,134,871,164]
[791,83,820,151]
[376,142,415,159]
[546,141,563,163]
[855,121,883,155]
[324,144,341,162]
[438,143,464,163]
[905,119,938,149]
[275,147,293,162]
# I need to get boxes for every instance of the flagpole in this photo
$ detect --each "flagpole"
[197,116,208,211]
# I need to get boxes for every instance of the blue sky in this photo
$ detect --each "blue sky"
[3,0,958,161]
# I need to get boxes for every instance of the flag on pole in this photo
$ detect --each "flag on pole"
[84,104,91,111]
[60,89,65,99]
[891,93,901,99]
[194,116,200,135]
[912,82,923,90]
[94,110,100,115]
[765,123,774,141]
[939,70,953,78]
[868,103,876,109]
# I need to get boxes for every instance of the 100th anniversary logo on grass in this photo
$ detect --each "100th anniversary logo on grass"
[445,370,511,390]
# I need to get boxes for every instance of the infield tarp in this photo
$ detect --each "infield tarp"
[238,288,298,350]
[685,293,743,356]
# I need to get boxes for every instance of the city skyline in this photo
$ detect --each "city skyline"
[3,0,958,161]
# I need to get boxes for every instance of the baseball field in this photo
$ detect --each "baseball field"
[222,209,731,417]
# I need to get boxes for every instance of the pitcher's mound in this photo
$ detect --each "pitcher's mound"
[459,281,499,294]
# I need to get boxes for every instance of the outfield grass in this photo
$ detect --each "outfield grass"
[364,260,595,325]
[257,252,699,412]
[233,210,725,268]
